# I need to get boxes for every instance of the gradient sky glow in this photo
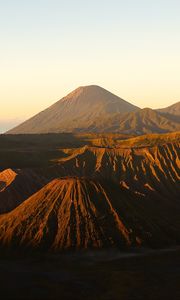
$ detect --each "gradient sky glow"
[1,0,180,127]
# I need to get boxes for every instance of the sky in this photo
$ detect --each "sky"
[1,0,180,130]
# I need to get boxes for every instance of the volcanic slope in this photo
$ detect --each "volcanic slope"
[0,169,17,191]
[0,177,179,251]
[7,85,139,134]
[55,138,180,200]
[0,168,47,214]
[87,108,180,134]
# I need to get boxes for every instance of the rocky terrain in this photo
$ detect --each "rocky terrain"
[0,132,179,251]
[0,168,47,214]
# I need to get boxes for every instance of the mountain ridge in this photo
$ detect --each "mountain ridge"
[7,85,180,135]
[7,85,139,134]
[157,101,180,116]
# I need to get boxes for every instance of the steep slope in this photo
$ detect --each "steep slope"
[0,178,130,250]
[0,177,179,251]
[55,140,180,199]
[0,168,17,191]
[7,85,139,134]
[85,108,180,134]
[118,108,180,134]
[0,168,47,214]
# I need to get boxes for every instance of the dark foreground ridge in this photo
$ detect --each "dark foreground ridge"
[0,247,179,300]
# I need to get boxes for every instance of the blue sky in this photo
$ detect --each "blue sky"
[1,0,180,127]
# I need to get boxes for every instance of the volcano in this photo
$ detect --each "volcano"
[7,86,180,134]
[7,85,139,134]
[0,133,179,251]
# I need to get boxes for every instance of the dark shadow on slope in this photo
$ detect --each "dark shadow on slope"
[0,133,87,169]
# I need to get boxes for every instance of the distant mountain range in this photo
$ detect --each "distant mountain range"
[157,101,180,116]
[7,85,180,134]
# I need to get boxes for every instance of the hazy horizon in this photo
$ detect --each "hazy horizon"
[1,0,180,122]
[0,118,24,134]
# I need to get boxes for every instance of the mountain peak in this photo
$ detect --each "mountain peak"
[8,86,139,134]
[62,85,103,100]
[62,85,120,102]
[75,85,107,91]
[77,84,102,90]
[7,85,180,135]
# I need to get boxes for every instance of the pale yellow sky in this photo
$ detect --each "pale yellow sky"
[1,0,180,122]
